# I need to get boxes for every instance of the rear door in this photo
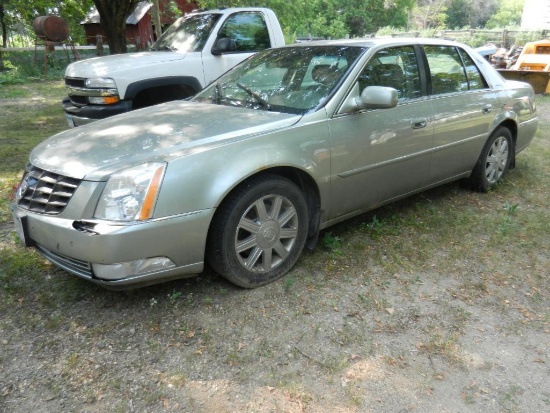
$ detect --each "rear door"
[424,45,501,184]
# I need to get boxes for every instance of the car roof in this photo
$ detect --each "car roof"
[288,37,468,49]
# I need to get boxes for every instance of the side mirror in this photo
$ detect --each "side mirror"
[340,85,398,113]
[212,38,237,55]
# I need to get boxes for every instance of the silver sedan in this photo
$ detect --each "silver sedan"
[11,38,538,289]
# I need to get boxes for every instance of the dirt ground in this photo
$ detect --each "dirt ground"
[0,90,549,413]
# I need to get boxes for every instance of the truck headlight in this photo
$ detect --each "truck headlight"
[85,77,117,89]
[94,163,166,222]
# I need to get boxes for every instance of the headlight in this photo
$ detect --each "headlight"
[94,163,166,222]
[85,77,117,89]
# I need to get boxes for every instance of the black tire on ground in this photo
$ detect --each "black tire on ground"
[207,174,309,288]
[467,126,513,192]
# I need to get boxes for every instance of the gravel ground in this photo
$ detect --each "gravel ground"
[0,88,548,413]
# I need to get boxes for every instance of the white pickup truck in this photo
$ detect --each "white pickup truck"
[62,7,285,127]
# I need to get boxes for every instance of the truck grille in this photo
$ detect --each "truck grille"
[65,77,86,88]
[17,166,81,215]
[65,77,88,105]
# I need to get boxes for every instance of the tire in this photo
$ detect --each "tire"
[207,174,309,288]
[467,127,513,192]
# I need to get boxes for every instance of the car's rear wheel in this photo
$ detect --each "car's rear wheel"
[467,127,513,192]
[207,174,308,288]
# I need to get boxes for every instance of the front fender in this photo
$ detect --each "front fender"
[153,116,332,219]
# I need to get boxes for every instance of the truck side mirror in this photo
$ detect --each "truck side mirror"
[212,38,237,55]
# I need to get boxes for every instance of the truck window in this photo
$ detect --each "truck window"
[215,12,271,53]
[151,13,222,52]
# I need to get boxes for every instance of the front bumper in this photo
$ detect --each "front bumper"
[10,203,214,289]
[62,97,133,127]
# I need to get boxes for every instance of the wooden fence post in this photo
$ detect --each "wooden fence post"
[96,35,104,56]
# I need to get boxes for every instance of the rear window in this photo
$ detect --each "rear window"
[424,45,487,94]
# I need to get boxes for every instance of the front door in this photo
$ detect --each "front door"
[327,46,434,220]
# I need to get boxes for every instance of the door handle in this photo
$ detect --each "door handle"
[411,118,427,129]
[482,104,493,113]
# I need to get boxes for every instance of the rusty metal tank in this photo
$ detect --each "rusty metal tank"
[33,16,69,42]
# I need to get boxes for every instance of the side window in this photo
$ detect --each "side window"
[216,12,271,53]
[424,46,469,95]
[358,46,421,100]
[458,48,488,90]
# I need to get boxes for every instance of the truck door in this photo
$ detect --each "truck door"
[202,11,273,85]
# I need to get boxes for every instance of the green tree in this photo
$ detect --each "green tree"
[446,0,499,29]
[196,0,414,40]
[486,0,525,28]
[410,0,449,29]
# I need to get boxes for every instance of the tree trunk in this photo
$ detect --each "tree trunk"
[93,0,140,54]
[152,0,162,40]
[1,4,7,48]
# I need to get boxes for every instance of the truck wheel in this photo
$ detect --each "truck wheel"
[467,126,513,192]
[207,175,308,288]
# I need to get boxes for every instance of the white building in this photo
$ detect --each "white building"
[521,0,550,30]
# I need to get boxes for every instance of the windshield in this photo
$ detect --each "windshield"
[193,45,367,114]
[150,13,221,52]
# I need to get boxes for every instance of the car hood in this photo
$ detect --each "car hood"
[31,102,301,181]
[64,51,186,78]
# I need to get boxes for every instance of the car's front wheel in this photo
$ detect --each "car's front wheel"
[207,174,309,288]
[467,126,513,192]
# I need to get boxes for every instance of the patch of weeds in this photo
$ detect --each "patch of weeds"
[499,384,524,412]
[366,215,384,238]
[418,331,462,364]
[357,291,373,311]
[185,292,195,307]
[283,275,297,292]
[46,313,63,330]
[450,280,489,303]
[0,247,48,296]
[65,352,80,371]
[168,289,183,304]
[322,231,343,254]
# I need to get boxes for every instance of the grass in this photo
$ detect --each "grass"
[0,83,549,412]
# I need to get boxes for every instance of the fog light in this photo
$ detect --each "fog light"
[92,257,176,280]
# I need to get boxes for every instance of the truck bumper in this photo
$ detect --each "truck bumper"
[62,98,133,127]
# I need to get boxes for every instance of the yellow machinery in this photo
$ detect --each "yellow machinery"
[498,39,550,94]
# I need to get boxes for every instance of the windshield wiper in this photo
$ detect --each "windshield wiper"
[236,83,271,111]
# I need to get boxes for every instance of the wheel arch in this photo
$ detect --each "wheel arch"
[124,76,202,105]
[494,119,518,169]
[209,166,322,250]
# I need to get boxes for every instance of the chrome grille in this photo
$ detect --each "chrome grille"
[36,244,93,278]
[17,166,81,215]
